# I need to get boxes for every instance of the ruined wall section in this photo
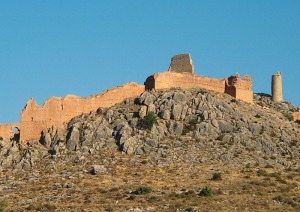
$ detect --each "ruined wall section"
[20,82,145,141]
[225,73,253,104]
[145,72,225,93]
[293,112,300,121]
[168,53,194,74]
[0,123,20,139]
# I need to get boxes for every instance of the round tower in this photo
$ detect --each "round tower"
[272,72,283,102]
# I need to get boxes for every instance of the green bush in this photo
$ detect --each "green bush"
[199,187,213,197]
[216,134,225,141]
[255,114,261,118]
[182,117,198,134]
[283,112,293,121]
[212,172,222,181]
[133,186,152,195]
[0,199,8,212]
[142,112,157,130]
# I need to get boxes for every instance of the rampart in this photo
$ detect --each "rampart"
[0,53,254,142]
[145,53,253,104]
[225,73,253,104]
[293,112,300,121]
[20,82,144,141]
[145,72,225,93]
[0,123,20,140]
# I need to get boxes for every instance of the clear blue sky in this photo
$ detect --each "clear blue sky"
[1,0,299,123]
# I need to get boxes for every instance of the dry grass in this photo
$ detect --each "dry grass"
[1,149,300,212]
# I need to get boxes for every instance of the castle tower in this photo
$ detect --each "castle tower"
[272,72,283,102]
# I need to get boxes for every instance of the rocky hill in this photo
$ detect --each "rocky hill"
[1,88,300,211]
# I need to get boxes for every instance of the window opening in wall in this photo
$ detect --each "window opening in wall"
[12,127,20,142]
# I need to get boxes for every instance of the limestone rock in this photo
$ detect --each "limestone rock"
[139,91,156,106]
[172,92,188,103]
[159,109,170,120]
[171,104,183,120]
[90,165,107,175]
[139,105,147,118]
[66,126,80,151]
[173,122,183,136]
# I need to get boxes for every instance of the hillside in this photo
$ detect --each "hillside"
[1,88,300,211]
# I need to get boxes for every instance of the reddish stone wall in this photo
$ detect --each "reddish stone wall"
[293,112,300,121]
[225,74,253,103]
[0,54,254,142]
[0,123,20,139]
[145,72,225,93]
[145,72,253,104]
[20,82,145,141]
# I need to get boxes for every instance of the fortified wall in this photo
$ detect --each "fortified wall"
[0,53,254,142]
[0,123,20,140]
[145,54,253,103]
[20,82,144,141]
[293,112,300,121]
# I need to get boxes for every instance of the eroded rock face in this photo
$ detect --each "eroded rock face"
[168,53,194,74]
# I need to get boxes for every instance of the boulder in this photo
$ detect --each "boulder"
[90,165,107,175]
[139,105,147,118]
[171,104,183,120]
[66,126,80,151]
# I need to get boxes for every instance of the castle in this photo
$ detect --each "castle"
[1,53,284,142]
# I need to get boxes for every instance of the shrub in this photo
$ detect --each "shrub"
[182,117,198,134]
[283,112,293,121]
[26,203,57,211]
[216,134,225,141]
[0,199,8,212]
[147,196,159,203]
[255,114,261,118]
[199,187,213,197]
[212,172,222,181]
[142,112,157,130]
[257,169,268,176]
[0,137,3,141]
[133,186,152,195]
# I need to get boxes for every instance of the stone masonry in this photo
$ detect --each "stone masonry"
[272,72,283,102]
[168,53,195,74]
[0,53,254,142]
[145,54,253,104]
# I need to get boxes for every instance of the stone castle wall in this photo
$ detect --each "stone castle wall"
[0,123,20,140]
[225,74,253,103]
[0,53,254,142]
[145,72,225,93]
[293,112,300,121]
[20,82,145,141]
[145,54,253,104]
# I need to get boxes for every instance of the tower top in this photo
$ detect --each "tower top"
[168,53,194,74]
